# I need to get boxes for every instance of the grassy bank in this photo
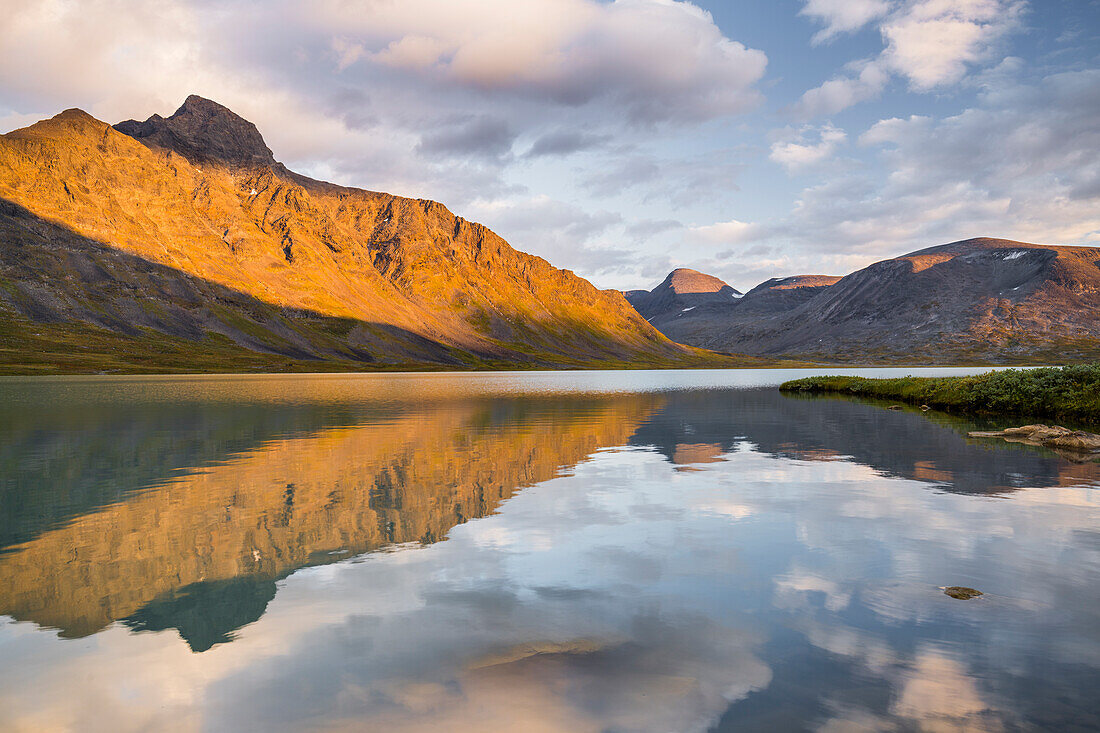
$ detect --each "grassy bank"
[0,316,805,376]
[779,365,1100,422]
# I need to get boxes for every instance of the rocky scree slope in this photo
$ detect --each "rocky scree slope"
[0,96,695,371]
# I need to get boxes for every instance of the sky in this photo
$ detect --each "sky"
[1,0,1098,292]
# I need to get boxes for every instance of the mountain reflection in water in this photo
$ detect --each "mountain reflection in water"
[0,371,1096,733]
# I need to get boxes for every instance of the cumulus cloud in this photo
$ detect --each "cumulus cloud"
[322,0,767,123]
[790,61,890,118]
[666,64,1099,291]
[882,0,1026,90]
[800,0,891,44]
[742,67,1100,286]
[858,66,1100,209]
[793,0,1025,118]
[689,219,759,246]
[0,0,782,292]
[769,123,847,172]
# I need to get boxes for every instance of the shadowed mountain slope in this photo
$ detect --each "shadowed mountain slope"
[628,271,837,352]
[0,97,726,372]
[629,238,1100,363]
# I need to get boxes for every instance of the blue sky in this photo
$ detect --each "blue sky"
[1,0,1098,291]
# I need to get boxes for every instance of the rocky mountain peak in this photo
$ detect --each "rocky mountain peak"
[663,268,737,296]
[7,109,108,143]
[114,95,276,168]
[625,268,742,319]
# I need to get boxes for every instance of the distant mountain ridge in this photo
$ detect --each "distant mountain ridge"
[624,268,742,321]
[629,239,1100,363]
[627,270,836,351]
[0,96,733,373]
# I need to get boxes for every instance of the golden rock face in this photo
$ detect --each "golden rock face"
[0,393,660,647]
[0,97,686,369]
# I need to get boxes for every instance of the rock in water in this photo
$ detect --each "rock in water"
[943,586,983,600]
[969,425,1100,453]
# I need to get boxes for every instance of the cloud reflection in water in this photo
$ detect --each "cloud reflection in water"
[0,373,1097,732]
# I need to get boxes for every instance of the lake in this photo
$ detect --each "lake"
[0,368,1097,732]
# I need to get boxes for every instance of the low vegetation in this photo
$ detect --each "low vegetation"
[779,365,1100,421]
[0,313,801,375]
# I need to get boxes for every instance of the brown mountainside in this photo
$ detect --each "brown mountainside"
[0,96,714,372]
[629,238,1100,363]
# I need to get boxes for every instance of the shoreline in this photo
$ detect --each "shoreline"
[779,366,1099,423]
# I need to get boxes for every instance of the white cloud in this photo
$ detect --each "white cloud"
[370,34,452,71]
[749,68,1100,282]
[790,61,890,118]
[769,123,848,172]
[0,0,767,214]
[800,0,891,44]
[689,219,759,246]
[857,67,1100,223]
[793,0,1025,118]
[309,0,768,124]
[881,0,1026,90]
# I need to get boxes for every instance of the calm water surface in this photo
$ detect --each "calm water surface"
[0,368,1097,732]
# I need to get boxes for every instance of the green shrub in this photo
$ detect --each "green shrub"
[779,366,1100,421]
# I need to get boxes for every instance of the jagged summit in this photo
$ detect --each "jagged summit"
[0,100,708,371]
[114,95,276,168]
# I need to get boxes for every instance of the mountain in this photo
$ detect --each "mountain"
[630,238,1100,363]
[626,270,837,351]
[624,268,742,319]
[0,96,729,373]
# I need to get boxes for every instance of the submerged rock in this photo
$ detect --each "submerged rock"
[943,586,983,600]
[968,425,1100,453]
